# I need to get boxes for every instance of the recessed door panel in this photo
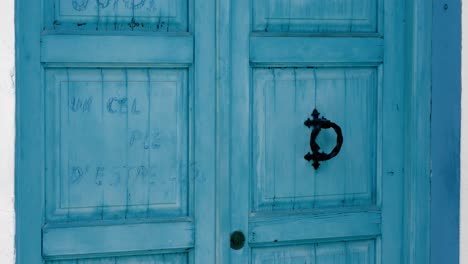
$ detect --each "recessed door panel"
[45,68,190,222]
[252,67,378,211]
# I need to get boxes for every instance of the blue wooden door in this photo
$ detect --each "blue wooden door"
[226,0,406,263]
[37,0,216,263]
[19,0,410,263]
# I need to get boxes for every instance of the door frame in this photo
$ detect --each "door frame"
[214,0,432,263]
[403,0,432,263]
[15,0,433,263]
[15,0,42,262]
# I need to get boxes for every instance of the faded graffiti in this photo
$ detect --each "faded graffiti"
[106,97,141,114]
[70,96,93,113]
[97,0,111,8]
[69,165,176,187]
[72,0,150,11]
[122,0,146,9]
[129,129,161,149]
[72,0,89,11]
[70,96,142,115]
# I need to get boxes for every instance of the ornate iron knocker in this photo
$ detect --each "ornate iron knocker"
[304,109,343,169]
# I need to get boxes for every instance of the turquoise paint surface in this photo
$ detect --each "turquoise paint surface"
[16,0,432,263]
[431,0,461,263]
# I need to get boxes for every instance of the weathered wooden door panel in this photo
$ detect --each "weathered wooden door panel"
[252,67,378,211]
[229,0,405,263]
[39,0,215,263]
[45,69,189,222]
[19,0,413,262]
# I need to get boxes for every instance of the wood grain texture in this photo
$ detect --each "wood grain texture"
[45,68,189,222]
[41,35,193,64]
[379,0,407,262]
[250,37,383,64]
[252,0,378,33]
[404,0,432,263]
[229,0,406,262]
[214,0,232,262]
[18,0,216,262]
[228,0,251,262]
[431,0,458,262]
[252,67,378,212]
[249,210,381,244]
[379,1,408,263]
[43,221,194,256]
[44,0,188,32]
[15,0,43,262]
[15,0,432,262]
[252,240,375,264]
[192,0,217,263]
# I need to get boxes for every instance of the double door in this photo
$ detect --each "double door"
[24,0,406,263]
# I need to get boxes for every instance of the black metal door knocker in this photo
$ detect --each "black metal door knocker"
[304,109,343,169]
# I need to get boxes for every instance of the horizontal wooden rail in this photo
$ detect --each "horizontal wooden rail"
[250,36,383,64]
[249,210,381,244]
[43,221,194,257]
[42,35,193,64]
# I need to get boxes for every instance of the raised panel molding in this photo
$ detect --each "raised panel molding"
[252,240,375,264]
[252,0,379,33]
[45,0,188,32]
[252,67,380,212]
[45,68,191,222]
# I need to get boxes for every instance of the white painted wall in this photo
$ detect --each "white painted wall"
[461,0,468,262]
[0,0,16,263]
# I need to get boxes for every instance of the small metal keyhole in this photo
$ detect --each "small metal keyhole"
[230,231,245,250]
